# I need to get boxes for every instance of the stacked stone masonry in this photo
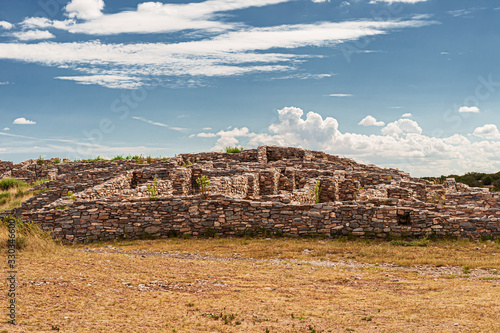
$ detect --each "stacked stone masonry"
[1,146,499,242]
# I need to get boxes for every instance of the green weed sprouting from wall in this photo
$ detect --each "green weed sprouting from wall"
[147,177,158,201]
[310,180,321,204]
[197,176,211,198]
[66,191,76,201]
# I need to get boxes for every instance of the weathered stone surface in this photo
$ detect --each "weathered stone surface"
[1,146,499,242]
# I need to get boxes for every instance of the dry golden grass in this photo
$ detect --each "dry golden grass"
[0,187,33,214]
[0,237,499,332]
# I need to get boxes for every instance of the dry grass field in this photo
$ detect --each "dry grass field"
[1,234,499,333]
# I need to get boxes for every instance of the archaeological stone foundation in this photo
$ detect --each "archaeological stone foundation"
[1,146,499,242]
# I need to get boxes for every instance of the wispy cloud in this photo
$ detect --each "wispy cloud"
[328,93,352,97]
[401,113,412,118]
[0,81,10,85]
[0,17,435,88]
[11,30,55,41]
[132,116,187,131]
[21,0,293,36]
[370,0,427,4]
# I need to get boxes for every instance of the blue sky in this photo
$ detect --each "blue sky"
[0,0,499,176]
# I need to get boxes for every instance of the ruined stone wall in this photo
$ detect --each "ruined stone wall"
[15,197,499,243]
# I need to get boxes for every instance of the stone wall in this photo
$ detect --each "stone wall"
[16,196,500,243]
[2,145,500,242]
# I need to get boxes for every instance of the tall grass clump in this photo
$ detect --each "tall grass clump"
[0,215,60,253]
[0,178,28,191]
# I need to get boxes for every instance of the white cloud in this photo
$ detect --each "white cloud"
[401,113,412,118]
[0,17,434,88]
[0,21,13,30]
[458,106,480,113]
[191,107,500,176]
[0,81,10,85]
[370,0,427,3]
[56,75,143,89]
[473,124,500,140]
[197,132,217,138]
[381,119,422,138]
[131,116,187,131]
[3,128,10,131]
[13,117,36,125]
[29,0,293,36]
[65,0,105,20]
[311,0,330,2]
[11,30,55,41]
[329,93,352,97]
[359,115,385,127]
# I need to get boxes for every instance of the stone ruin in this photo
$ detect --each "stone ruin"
[1,146,499,242]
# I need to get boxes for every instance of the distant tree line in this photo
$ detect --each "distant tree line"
[422,172,500,192]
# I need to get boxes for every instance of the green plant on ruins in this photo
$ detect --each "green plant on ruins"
[37,156,44,166]
[66,191,76,201]
[146,155,152,164]
[197,176,211,198]
[310,179,321,204]
[224,146,244,153]
[147,177,158,201]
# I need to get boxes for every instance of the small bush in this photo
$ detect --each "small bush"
[53,158,61,164]
[111,155,124,161]
[224,146,244,153]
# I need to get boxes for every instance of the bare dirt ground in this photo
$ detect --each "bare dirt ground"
[1,238,499,332]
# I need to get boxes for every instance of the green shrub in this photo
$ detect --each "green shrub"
[224,147,244,153]
[53,158,61,164]
[111,155,124,161]
[0,178,28,191]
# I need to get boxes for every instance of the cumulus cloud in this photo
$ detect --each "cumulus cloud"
[381,119,422,138]
[0,21,13,30]
[359,115,385,127]
[11,30,55,41]
[0,18,434,88]
[458,106,480,113]
[473,124,500,140]
[65,0,105,20]
[401,113,412,118]
[13,117,36,125]
[192,106,500,176]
